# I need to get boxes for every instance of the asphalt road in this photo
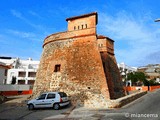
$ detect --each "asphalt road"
[101,89,160,120]
[0,89,160,120]
[66,89,160,120]
[0,98,72,120]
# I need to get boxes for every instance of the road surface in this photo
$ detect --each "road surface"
[0,89,160,120]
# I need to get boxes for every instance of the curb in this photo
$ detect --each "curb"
[108,91,147,108]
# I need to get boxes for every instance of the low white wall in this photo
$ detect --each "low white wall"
[0,85,32,91]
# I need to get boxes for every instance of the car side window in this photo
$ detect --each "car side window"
[46,93,55,99]
[38,94,46,100]
[58,92,67,97]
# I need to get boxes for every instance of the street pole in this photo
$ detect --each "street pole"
[155,18,160,83]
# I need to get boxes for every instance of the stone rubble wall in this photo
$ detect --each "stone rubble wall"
[32,12,125,108]
[108,91,147,108]
[32,34,111,107]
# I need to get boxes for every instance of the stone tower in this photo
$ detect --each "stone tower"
[32,12,125,108]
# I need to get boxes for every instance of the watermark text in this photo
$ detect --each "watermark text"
[125,113,158,118]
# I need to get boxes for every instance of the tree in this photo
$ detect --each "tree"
[127,72,147,86]
[148,79,160,86]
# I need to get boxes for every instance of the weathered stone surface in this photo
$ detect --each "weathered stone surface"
[32,12,125,108]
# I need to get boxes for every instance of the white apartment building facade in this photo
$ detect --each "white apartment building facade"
[0,61,9,84]
[117,62,137,86]
[0,57,39,85]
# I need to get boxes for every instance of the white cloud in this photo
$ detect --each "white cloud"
[6,29,36,38]
[28,11,43,19]
[11,9,23,18]
[98,12,160,67]
[4,29,44,44]
[10,9,44,30]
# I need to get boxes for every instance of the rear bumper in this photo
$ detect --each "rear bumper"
[59,101,70,107]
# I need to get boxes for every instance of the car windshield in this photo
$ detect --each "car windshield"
[58,92,67,97]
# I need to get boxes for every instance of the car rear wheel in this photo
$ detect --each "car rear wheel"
[53,103,60,110]
[28,104,34,110]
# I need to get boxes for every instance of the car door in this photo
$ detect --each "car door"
[44,93,56,107]
[34,93,47,108]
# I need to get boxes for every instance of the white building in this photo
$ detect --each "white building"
[138,64,160,83]
[0,57,39,85]
[117,62,137,86]
[0,61,9,84]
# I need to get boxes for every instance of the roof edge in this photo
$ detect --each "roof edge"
[97,35,114,42]
[66,12,98,24]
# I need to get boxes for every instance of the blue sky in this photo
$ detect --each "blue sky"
[0,0,160,67]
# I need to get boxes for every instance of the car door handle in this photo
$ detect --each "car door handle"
[42,101,44,102]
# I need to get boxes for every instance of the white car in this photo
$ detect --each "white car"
[27,92,70,110]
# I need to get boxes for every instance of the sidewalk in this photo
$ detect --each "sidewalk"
[67,107,107,120]
[43,106,120,120]
[44,107,106,120]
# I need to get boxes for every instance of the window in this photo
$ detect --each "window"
[99,44,103,47]
[58,92,67,97]
[28,72,36,77]
[82,25,83,29]
[4,69,7,76]
[47,93,55,99]
[28,80,35,85]
[18,80,25,84]
[18,72,26,77]
[85,24,87,28]
[74,26,76,30]
[11,76,16,84]
[54,64,61,72]
[78,26,79,30]
[38,94,46,100]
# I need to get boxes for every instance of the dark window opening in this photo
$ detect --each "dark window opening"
[18,80,25,84]
[82,25,83,29]
[18,72,26,77]
[85,24,87,28]
[54,64,61,72]
[99,44,103,47]
[11,76,16,84]
[74,26,76,30]
[28,80,35,85]
[78,26,79,30]
[28,72,36,77]
[88,87,91,89]
[4,69,7,76]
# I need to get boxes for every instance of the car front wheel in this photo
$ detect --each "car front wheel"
[28,104,34,110]
[53,103,60,110]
